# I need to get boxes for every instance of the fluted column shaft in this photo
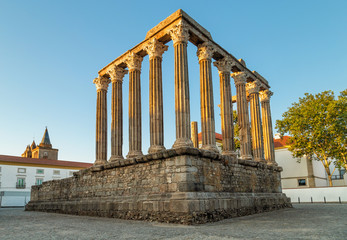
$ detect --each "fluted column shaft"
[93,76,110,165]
[232,72,252,160]
[170,20,193,148]
[108,66,128,161]
[247,81,265,161]
[144,38,168,153]
[126,53,143,158]
[148,57,165,152]
[260,90,276,164]
[191,121,199,148]
[214,58,235,155]
[197,42,218,152]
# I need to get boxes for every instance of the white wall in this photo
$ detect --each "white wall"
[0,164,78,207]
[283,186,347,203]
[312,158,327,186]
[276,148,307,178]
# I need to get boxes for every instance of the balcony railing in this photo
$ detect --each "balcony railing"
[16,183,26,189]
[331,175,344,180]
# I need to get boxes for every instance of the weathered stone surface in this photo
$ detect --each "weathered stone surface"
[26,150,291,224]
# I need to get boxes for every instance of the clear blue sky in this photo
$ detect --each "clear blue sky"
[1,0,346,163]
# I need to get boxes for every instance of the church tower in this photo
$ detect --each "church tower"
[22,127,58,160]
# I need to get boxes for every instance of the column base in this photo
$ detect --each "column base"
[126,150,143,159]
[94,159,107,166]
[109,155,124,162]
[267,161,278,166]
[254,157,266,162]
[239,155,253,161]
[148,145,166,154]
[201,144,219,153]
[222,150,237,156]
[172,138,193,149]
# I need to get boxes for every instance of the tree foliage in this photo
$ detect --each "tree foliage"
[275,90,347,186]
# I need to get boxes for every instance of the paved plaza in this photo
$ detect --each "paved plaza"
[0,204,346,239]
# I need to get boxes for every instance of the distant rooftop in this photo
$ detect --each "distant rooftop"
[0,155,92,169]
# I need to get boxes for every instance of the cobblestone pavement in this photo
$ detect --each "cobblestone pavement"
[0,204,346,240]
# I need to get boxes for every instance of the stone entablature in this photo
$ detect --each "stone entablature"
[97,10,269,89]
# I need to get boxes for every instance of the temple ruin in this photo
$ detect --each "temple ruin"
[26,9,291,224]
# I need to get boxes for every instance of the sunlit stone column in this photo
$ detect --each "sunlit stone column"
[231,72,252,160]
[108,66,128,162]
[93,76,111,165]
[125,53,143,158]
[197,42,218,152]
[247,80,265,162]
[191,121,199,148]
[214,57,235,155]
[169,20,193,148]
[144,38,168,153]
[259,89,276,164]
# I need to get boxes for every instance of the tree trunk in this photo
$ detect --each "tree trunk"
[328,174,333,187]
[324,165,333,187]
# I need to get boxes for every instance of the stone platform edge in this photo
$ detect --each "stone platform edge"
[26,192,291,224]
[78,147,282,176]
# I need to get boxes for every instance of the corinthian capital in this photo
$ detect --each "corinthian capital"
[93,76,111,91]
[259,89,273,102]
[213,56,235,74]
[246,80,261,94]
[144,38,168,59]
[107,65,128,83]
[125,52,143,71]
[197,42,215,61]
[231,71,248,85]
[169,20,190,45]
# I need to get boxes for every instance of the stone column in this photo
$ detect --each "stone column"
[108,66,128,162]
[247,80,265,162]
[144,38,168,153]
[169,20,193,148]
[231,72,252,160]
[259,89,276,164]
[197,42,218,153]
[214,57,235,155]
[191,121,199,148]
[125,53,143,158]
[93,76,111,165]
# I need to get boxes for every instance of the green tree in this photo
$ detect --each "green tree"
[275,90,347,186]
[331,89,347,169]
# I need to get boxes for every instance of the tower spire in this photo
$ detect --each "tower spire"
[39,127,52,148]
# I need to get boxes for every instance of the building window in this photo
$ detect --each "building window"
[298,179,306,186]
[69,171,74,176]
[18,168,26,173]
[0,166,2,172]
[36,178,43,185]
[332,169,346,180]
[53,170,60,175]
[36,169,44,174]
[43,152,48,159]
[16,178,26,189]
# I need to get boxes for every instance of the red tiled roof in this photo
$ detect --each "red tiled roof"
[0,154,93,168]
[274,136,292,148]
[198,132,223,141]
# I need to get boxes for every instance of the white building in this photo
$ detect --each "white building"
[0,155,92,207]
[0,128,92,207]
[274,135,346,189]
